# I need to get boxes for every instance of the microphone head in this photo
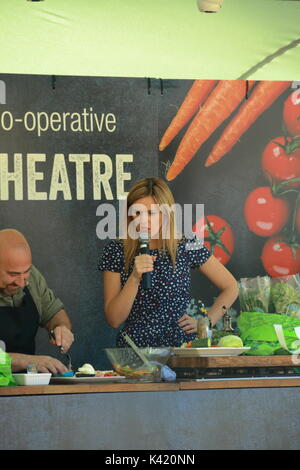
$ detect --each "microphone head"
[139,232,150,244]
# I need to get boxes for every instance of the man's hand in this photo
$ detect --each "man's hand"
[10,353,69,375]
[49,325,74,352]
[30,355,69,375]
[46,309,74,352]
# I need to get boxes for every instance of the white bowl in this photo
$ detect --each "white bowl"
[13,373,51,386]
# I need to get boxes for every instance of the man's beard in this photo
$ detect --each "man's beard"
[0,284,21,296]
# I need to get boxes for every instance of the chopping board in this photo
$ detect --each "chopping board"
[168,355,298,368]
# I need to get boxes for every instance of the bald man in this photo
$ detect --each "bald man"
[0,229,74,374]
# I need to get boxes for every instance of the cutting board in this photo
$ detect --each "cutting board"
[168,355,298,369]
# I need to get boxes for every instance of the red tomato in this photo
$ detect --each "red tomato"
[261,237,300,277]
[283,89,300,136]
[244,187,289,237]
[193,215,234,265]
[261,136,300,188]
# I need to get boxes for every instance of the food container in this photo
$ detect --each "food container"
[104,347,172,381]
[13,373,51,386]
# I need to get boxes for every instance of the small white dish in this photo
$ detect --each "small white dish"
[13,373,51,386]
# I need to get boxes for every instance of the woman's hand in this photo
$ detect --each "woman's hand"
[133,254,157,280]
[177,314,198,334]
[103,254,157,329]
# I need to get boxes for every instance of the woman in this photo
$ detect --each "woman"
[98,177,238,347]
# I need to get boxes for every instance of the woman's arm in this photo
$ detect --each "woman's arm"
[103,254,156,328]
[199,255,239,326]
[103,270,140,328]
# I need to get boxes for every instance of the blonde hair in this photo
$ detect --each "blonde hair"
[122,177,179,271]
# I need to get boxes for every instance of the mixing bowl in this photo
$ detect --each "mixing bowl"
[104,347,173,381]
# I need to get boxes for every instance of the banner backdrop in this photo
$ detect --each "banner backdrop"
[0,75,299,368]
[0,74,160,368]
[158,79,300,311]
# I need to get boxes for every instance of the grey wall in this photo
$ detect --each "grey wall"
[0,387,299,450]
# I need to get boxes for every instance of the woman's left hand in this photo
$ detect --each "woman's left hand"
[177,314,198,334]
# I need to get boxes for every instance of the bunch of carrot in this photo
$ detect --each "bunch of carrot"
[159,79,292,181]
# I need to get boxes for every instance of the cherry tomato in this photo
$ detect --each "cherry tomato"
[261,136,300,188]
[244,187,289,237]
[283,89,300,137]
[261,236,300,277]
[193,215,234,265]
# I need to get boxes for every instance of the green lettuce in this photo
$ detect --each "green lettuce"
[271,282,300,317]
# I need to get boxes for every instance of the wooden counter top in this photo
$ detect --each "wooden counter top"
[1,356,299,397]
[1,376,300,396]
[0,381,179,396]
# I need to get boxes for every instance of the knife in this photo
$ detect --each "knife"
[49,329,72,371]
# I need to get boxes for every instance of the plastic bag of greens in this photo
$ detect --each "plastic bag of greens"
[0,348,16,386]
[238,276,271,313]
[237,311,300,355]
[270,275,300,318]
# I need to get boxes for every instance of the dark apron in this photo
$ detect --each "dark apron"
[0,287,40,354]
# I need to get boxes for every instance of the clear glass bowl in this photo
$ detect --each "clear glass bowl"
[104,347,173,381]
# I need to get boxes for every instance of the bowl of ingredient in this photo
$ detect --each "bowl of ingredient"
[13,373,52,386]
[104,347,173,381]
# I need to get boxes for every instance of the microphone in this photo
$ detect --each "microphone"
[139,232,152,289]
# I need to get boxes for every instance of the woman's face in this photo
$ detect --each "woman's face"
[128,195,162,239]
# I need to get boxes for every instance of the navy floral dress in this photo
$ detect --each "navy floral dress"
[98,238,211,347]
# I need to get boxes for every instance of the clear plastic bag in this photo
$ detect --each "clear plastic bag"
[270,275,300,318]
[0,349,16,386]
[238,276,271,313]
[238,311,300,355]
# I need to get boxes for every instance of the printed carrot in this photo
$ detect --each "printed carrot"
[159,79,217,151]
[166,80,256,181]
[205,80,292,167]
